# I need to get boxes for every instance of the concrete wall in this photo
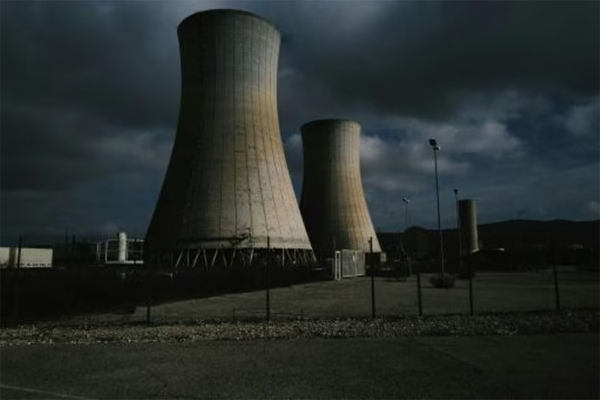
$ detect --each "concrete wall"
[300,119,382,256]
[146,10,312,258]
[459,199,479,254]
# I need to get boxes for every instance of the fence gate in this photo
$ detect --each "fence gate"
[334,251,342,281]
[340,250,366,278]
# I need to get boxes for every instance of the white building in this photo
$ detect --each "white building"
[96,232,144,265]
[0,247,53,268]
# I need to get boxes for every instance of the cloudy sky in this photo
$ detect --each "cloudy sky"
[1,0,599,243]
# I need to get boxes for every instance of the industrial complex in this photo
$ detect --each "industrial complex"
[2,10,484,278]
[3,6,600,341]
[0,9,491,279]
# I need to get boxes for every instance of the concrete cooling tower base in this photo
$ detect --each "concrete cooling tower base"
[151,247,316,269]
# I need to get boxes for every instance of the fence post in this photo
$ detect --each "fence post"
[71,234,76,267]
[146,252,154,325]
[468,255,474,316]
[12,234,23,319]
[265,236,271,321]
[552,243,561,311]
[64,231,69,267]
[146,270,152,324]
[416,260,423,316]
[17,234,22,268]
[369,237,376,319]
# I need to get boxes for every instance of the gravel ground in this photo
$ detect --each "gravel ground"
[1,309,597,346]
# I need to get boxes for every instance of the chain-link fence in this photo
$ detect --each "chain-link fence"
[1,232,598,325]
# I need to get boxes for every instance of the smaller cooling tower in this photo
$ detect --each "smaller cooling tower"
[300,119,381,257]
[459,199,479,254]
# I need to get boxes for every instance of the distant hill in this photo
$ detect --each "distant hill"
[477,219,599,249]
[378,219,599,261]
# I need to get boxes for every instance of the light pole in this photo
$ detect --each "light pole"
[454,188,463,275]
[402,197,411,275]
[402,197,411,229]
[429,138,445,276]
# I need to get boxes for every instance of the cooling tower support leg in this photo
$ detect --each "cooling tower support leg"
[210,250,218,269]
[147,248,316,269]
[202,249,208,267]
[192,250,200,268]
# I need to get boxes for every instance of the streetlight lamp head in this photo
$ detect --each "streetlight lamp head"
[402,197,411,204]
[454,188,458,195]
[428,138,437,147]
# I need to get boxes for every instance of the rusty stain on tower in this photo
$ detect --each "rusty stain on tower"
[300,119,382,257]
[145,10,314,268]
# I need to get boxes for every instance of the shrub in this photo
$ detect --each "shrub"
[429,273,456,288]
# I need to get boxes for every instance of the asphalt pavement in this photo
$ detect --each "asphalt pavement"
[1,333,598,399]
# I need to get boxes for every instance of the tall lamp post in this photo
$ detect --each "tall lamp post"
[429,138,445,275]
[402,197,411,275]
[402,197,411,230]
[454,188,463,275]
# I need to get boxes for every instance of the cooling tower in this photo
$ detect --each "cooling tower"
[145,10,313,268]
[300,119,382,256]
[459,199,479,254]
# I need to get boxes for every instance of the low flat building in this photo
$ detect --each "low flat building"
[0,247,53,268]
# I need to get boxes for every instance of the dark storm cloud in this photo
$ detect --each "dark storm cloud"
[1,1,179,129]
[1,0,598,239]
[274,1,599,125]
[3,1,597,190]
[1,100,172,191]
[1,1,180,191]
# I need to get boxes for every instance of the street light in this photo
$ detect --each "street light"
[402,197,411,275]
[429,138,445,276]
[454,188,463,275]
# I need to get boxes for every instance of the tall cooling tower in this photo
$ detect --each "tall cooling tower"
[145,10,314,268]
[300,119,382,256]
[459,199,479,254]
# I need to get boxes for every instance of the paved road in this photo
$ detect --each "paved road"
[1,333,598,399]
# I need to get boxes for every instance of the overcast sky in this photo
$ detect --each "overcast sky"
[1,0,599,243]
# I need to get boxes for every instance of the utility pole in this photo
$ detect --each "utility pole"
[266,236,271,321]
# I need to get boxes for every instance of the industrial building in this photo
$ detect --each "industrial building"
[300,119,382,258]
[0,247,53,268]
[145,10,314,269]
[95,232,144,265]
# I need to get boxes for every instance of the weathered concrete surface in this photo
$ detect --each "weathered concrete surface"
[146,10,312,257]
[300,119,381,256]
